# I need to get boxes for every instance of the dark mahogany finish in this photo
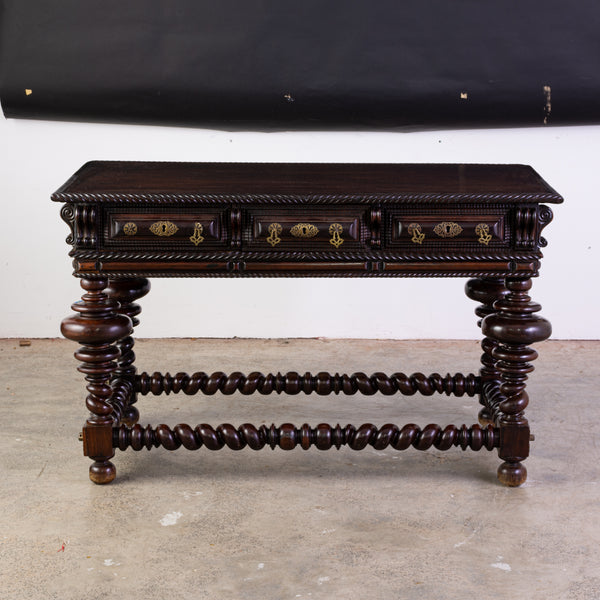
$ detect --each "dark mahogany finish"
[55,162,561,485]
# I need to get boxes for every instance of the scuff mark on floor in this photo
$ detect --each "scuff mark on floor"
[103,559,120,566]
[159,512,183,526]
[454,527,479,548]
[491,556,512,571]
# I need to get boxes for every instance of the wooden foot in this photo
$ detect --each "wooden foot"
[497,461,527,487]
[89,460,117,485]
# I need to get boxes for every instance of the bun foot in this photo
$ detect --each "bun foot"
[89,461,116,485]
[122,405,140,427]
[497,461,527,487]
[478,408,494,427]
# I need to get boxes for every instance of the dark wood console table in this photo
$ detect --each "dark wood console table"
[54,162,561,486]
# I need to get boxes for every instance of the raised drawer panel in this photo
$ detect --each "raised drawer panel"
[247,208,365,250]
[106,211,224,247]
[390,212,508,248]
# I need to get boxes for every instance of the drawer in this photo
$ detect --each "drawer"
[105,210,225,247]
[247,208,366,250]
[389,211,508,247]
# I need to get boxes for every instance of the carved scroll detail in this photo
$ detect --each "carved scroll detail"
[60,204,76,246]
[537,205,554,248]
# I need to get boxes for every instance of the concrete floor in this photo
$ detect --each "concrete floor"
[0,338,598,599]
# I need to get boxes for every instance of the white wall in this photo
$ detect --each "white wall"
[0,116,598,339]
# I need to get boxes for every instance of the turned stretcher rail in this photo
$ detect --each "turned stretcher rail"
[136,371,481,397]
[113,422,499,452]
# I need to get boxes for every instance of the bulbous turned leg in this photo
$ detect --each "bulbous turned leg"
[497,461,528,488]
[482,277,551,487]
[106,278,151,426]
[61,277,132,484]
[465,278,509,427]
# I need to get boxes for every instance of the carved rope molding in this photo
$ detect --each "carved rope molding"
[52,192,562,205]
[70,250,543,261]
[74,270,541,279]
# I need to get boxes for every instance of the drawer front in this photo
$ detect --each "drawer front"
[390,211,508,248]
[105,210,225,247]
[247,208,366,250]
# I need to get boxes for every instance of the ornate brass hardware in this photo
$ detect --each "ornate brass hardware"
[266,223,282,247]
[189,222,205,246]
[475,223,493,245]
[434,221,463,238]
[150,221,179,237]
[329,223,344,248]
[291,223,319,238]
[123,222,137,236]
[408,223,425,244]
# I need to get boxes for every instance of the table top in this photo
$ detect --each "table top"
[53,162,563,204]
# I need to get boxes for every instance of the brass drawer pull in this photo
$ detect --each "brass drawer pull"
[266,223,282,246]
[408,223,425,244]
[150,220,179,237]
[123,222,137,236]
[329,223,344,248]
[434,221,463,238]
[291,223,319,238]
[476,223,493,245]
[189,222,205,246]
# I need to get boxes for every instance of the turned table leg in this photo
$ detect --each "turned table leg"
[106,277,151,427]
[465,278,509,426]
[482,277,551,487]
[61,277,132,484]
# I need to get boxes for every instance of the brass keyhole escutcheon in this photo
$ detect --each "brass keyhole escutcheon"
[291,223,318,238]
[433,221,463,238]
[476,223,493,245]
[267,223,282,246]
[150,220,179,237]
[189,222,205,246]
[408,223,425,244]
[329,223,344,248]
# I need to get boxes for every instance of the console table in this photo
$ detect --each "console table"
[54,162,561,486]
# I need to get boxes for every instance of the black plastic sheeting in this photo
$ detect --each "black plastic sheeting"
[1,0,599,130]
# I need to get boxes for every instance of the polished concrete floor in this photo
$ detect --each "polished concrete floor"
[0,338,598,600]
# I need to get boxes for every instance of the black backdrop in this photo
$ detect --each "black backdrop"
[1,0,599,129]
